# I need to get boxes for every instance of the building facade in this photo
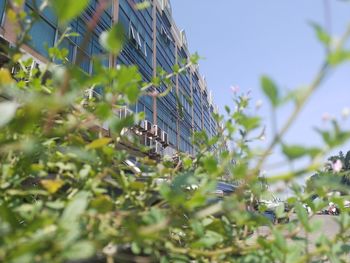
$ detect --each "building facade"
[0,0,219,157]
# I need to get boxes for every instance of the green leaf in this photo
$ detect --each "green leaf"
[86,137,112,150]
[135,1,151,10]
[294,203,310,231]
[90,195,114,213]
[272,228,286,250]
[275,203,285,219]
[61,191,89,224]
[172,64,180,74]
[190,53,200,65]
[203,156,218,174]
[191,230,224,249]
[0,203,20,229]
[100,23,125,55]
[310,22,331,47]
[63,241,95,260]
[328,49,350,66]
[50,0,89,23]
[41,179,64,194]
[261,75,279,107]
[0,68,14,85]
[282,144,308,160]
[0,101,18,127]
[131,242,142,254]
[240,116,261,131]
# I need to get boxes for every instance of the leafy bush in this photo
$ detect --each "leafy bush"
[1,1,350,263]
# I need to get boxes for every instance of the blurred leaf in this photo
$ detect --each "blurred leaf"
[328,49,350,66]
[61,191,89,225]
[0,101,18,127]
[41,179,64,194]
[86,137,112,150]
[135,1,151,10]
[275,203,285,219]
[272,229,286,251]
[191,230,224,249]
[0,203,20,228]
[50,0,89,22]
[131,242,141,254]
[310,22,331,47]
[100,23,125,55]
[63,241,95,260]
[202,156,218,174]
[261,75,279,107]
[295,203,310,231]
[282,144,307,160]
[240,116,261,131]
[0,68,14,85]
[90,195,114,213]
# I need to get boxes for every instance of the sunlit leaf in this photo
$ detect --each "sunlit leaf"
[261,75,279,107]
[61,191,89,224]
[41,179,64,194]
[0,68,14,85]
[328,49,350,66]
[295,203,310,231]
[100,23,125,55]
[310,22,331,47]
[90,195,114,213]
[0,101,18,127]
[86,137,112,150]
[63,241,95,260]
[50,0,89,22]
[135,1,151,10]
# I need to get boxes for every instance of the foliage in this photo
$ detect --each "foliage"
[1,2,350,263]
[307,151,350,193]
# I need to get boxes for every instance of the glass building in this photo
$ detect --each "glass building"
[0,0,219,156]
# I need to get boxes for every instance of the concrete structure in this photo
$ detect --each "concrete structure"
[0,0,219,158]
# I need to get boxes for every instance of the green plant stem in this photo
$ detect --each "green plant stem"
[253,22,350,179]
[140,62,192,94]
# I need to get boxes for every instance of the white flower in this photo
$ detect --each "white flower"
[342,107,350,119]
[255,99,263,110]
[322,112,331,122]
[230,85,240,94]
[332,159,343,173]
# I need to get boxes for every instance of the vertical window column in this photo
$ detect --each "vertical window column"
[0,0,6,26]
[25,1,58,58]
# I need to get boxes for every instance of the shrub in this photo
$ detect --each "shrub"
[1,1,350,262]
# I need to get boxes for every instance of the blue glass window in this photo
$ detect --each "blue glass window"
[28,18,56,58]
[25,0,57,25]
[25,1,57,58]
[76,48,91,73]
[0,0,6,26]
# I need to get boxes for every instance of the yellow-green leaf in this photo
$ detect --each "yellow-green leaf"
[50,0,89,23]
[86,137,112,150]
[135,1,151,10]
[261,75,279,107]
[0,68,14,85]
[99,23,125,55]
[41,179,64,194]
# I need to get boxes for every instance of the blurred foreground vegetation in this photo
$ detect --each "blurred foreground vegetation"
[1,1,350,262]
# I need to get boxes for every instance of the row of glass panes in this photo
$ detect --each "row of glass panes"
[129,22,148,58]
[24,1,110,73]
[0,0,7,27]
[179,91,191,114]
[118,0,153,73]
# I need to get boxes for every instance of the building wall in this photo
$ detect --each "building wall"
[0,0,218,156]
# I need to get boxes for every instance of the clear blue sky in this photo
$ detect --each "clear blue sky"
[172,1,350,179]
